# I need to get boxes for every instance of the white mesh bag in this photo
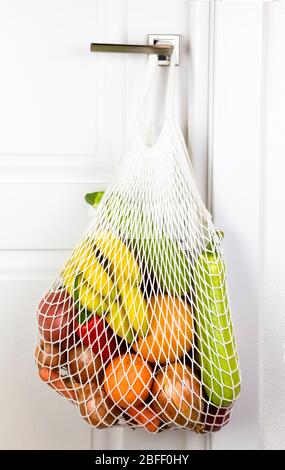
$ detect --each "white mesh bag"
[35,55,241,434]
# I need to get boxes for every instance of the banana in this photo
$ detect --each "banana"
[117,278,149,337]
[61,267,108,323]
[79,280,107,316]
[94,231,149,337]
[61,234,147,341]
[105,301,133,344]
[61,242,94,291]
[63,240,93,273]
[94,231,142,286]
[74,272,107,321]
[61,240,117,302]
[82,255,117,302]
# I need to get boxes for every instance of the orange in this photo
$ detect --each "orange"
[103,353,153,408]
[126,404,161,433]
[133,294,193,364]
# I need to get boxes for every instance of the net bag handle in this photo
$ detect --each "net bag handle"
[132,53,177,144]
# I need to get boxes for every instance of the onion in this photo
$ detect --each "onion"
[151,363,204,432]
[35,340,66,369]
[68,344,103,385]
[76,383,121,428]
[125,404,161,433]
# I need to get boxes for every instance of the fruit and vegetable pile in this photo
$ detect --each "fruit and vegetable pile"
[34,192,241,434]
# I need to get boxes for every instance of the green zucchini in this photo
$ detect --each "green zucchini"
[194,242,241,407]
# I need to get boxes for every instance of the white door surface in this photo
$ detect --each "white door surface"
[0,0,284,450]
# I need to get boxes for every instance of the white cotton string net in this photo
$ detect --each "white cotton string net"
[34,55,241,434]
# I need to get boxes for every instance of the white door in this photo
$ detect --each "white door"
[0,0,284,450]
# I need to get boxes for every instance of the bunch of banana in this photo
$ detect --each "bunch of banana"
[61,232,149,343]
[94,231,149,337]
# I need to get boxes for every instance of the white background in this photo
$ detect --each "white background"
[0,0,284,450]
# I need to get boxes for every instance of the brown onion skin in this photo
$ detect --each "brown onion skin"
[68,344,103,385]
[35,341,66,369]
[151,363,204,432]
[124,404,161,433]
[76,383,121,428]
[38,367,77,402]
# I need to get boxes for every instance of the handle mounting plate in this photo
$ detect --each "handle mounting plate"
[148,34,180,66]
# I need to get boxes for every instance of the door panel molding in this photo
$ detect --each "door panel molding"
[210,0,264,450]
